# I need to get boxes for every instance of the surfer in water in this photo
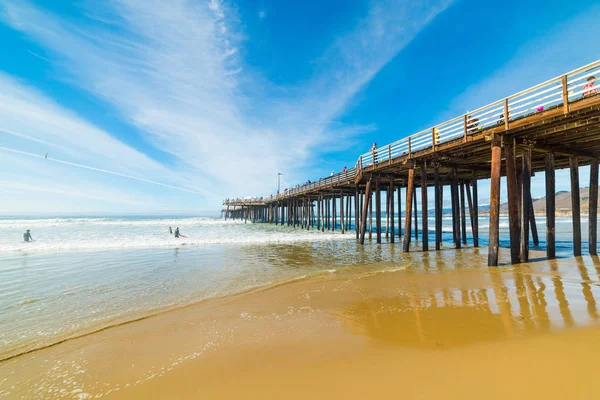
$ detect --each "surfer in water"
[23,230,33,242]
[169,226,173,234]
[174,227,188,239]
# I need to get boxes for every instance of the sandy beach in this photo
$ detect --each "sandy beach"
[2,247,600,399]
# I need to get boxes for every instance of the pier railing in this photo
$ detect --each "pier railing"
[358,59,600,168]
[224,59,600,205]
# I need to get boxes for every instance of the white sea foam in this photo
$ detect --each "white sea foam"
[0,217,350,252]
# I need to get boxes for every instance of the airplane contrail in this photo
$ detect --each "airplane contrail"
[0,146,199,194]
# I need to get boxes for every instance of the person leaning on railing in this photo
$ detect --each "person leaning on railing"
[583,76,598,97]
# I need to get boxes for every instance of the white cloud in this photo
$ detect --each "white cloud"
[0,0,453,211]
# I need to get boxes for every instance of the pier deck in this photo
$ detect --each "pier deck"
[223,60,600,266]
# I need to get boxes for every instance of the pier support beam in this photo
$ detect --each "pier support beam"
[403,165,415,252]
[545,153,556,259]
[466,177,476,248]
[413,191,419,240]
[397,185,402,242]
[421,164,428,251]
[590,160,599,255]
[570,156,582,257]
[376,176,382,244]
[505,141,521,264]
[340,194,345,234]
[359,178,372,245]
[451,170,461,249]
[355,187,360,240]
[520,149,531,263]
[368,191,373,239]
[390,178,395,244]
[332,195,336,232]
[529,197,539,247]
[434,166,442,250]
[488,134,502,267]
[460,181,467,245]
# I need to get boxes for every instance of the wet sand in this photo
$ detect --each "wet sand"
[2,248,600,399]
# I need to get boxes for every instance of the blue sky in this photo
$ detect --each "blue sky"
[0,0,598,214]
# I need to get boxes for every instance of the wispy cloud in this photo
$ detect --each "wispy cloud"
[0,0,452,211]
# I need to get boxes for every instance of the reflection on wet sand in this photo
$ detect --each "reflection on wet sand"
[337,253,600,349]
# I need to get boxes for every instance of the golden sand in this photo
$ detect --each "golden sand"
[2,248,600,399]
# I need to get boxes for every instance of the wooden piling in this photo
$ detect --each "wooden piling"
[421,164,428,251]
[355,187,360,240]
[397,185,402,242]
[403,165,415,252]
[460,180,467,245]
[434,166,441,250]
[390,178,395,244]
[528,199,538,246]
[451,170,461,249]
[488,134,502,267]
[340,193,345,234]
[505,141,521,264]
[359,178,372,245]
[466,177,476,247]
[570,156,582,257]
[376,176,382,244]
[413,191,418,240]
[520,149,531,263]
[590,159,599,256]
[385,189,390,240]
[545,153,556,259]
[332,195,336,232]
[368,191,373,239]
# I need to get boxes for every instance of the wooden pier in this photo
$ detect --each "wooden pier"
[223,60,600,266]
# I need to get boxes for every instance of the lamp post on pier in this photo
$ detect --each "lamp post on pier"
[278,172,284,193]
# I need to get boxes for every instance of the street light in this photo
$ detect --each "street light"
[277,172,284,192]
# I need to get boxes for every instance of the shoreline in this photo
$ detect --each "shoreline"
[3,248,600,399]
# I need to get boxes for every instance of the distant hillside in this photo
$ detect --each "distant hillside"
[495,188,593,216]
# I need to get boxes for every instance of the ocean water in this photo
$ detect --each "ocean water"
[0,214,589,361]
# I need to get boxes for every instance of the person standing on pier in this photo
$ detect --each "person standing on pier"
[584,76,598,97]
[371,142,378,164]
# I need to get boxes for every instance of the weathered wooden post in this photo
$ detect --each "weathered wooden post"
[397,185,402,242]
[590,160,599,256]
[570,156,582,256]
[385,190,390,239]
[520,149,531,262]
[340,193,345,234]
[355,188,360,239]
[466,178,476,245]
[368,191,373,239]
[390,178,395,244]
[321,195,325,232]
[332,194,336,232]
[421,164,428,251]
[460,181,467,245]
[472,173,479,247]
[505,140,521,264]
[488,134,502,267]
[413,191,419,240]
[359,178,373,245]
[529,199,539,246]
[376,176,382,244]
[451,170,461,249]
[403,164,415,252]
[317,197,321,230]
[434,166,441,250]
